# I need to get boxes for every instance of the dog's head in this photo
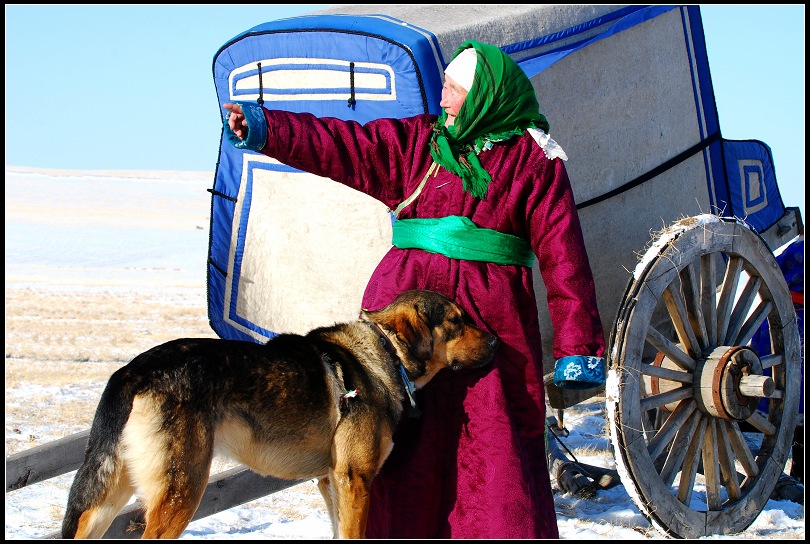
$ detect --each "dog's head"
[361,290,498,388]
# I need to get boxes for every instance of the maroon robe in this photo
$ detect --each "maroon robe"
[258,110,605,538]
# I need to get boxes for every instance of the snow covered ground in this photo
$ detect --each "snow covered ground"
[5,391,804,540]
[4,167,804,539]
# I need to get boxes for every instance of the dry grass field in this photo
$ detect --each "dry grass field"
[4,167,333,539]
[5,166,218,455]
[4,285,217,456]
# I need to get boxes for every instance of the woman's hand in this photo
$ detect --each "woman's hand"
[223,103,247,140]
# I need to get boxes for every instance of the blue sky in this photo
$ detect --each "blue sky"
[5,5,805,220]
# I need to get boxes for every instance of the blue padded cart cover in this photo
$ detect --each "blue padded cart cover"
[206,6,793,346]
[208,15,444,342]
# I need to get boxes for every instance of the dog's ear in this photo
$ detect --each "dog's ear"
[399,303,434,361]
[363,292,435,361]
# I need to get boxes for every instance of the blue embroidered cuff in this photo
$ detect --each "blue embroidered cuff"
[553,355,606,390]
[224,101,268,151]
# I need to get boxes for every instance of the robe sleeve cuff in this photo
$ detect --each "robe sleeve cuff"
[553,355,606,390]
[225,102,268,151]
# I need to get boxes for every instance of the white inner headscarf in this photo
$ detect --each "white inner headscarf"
[443,47,477,92]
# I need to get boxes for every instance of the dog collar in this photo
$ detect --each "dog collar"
[367,320,399,359]
[396,363,420,418]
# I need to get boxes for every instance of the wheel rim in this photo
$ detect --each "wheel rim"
[607,215,801,538]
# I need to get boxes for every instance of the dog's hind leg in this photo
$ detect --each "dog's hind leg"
[123,398,215,539]
[63,373,139,538]
[63,462,137,538]
[139,474,209,539]
[132,444,212,538]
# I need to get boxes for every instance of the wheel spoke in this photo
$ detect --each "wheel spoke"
[664,278,702,358]
[647,400,697,463]
[717,420,741,500]
[641,408,657,443]
[725,420,759,479]
[677,413,708,505]
[716,255,743,345]
[681,262,710,351]
[758,351,785,399]
[640,386,693,412]
[724,275,762,345]
[702,419,722,510]
[660,407,702,486]
[745,411,777,436]
[760,353,783,369]
[646,326,696,371]
[641,362,693,384]
[700,253,718,346]
[734,299,772,347]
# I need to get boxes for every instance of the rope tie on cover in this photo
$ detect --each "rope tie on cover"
[348,62,357,108]
[256,62,264,106]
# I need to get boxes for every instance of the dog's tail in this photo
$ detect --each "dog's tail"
[62,369,141,539]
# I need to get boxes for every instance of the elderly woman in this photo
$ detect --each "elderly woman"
[223,40,605,539]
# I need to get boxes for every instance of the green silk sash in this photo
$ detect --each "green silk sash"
[392,215,535,267]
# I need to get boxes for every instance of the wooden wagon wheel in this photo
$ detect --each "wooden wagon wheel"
[606,215,801,538]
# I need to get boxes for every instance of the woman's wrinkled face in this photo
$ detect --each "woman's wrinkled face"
[440,76,468,126]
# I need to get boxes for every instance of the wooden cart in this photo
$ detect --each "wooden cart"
[209,4,809,538]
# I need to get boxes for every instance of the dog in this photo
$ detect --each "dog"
[61,289,498,539]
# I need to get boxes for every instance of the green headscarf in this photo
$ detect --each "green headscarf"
[430,40,550,199]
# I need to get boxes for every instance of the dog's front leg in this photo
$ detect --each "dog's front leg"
[317,476,339,538]
[329,466,373,539]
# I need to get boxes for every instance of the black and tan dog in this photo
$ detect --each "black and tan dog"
[61,289,498,539]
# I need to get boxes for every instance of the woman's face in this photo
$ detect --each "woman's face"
[440,76,468,126]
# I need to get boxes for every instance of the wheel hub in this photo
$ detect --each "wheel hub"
[692,345,774,420]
